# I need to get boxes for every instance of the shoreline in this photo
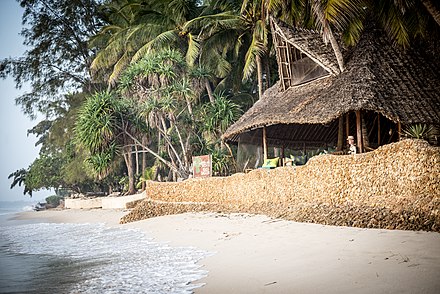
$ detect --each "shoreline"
[13,209,440,293]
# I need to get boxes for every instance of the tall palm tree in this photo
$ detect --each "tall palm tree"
[268,0,436,52]
[241,0,271,98]
[182,0,272,100]
[90,0,204,87]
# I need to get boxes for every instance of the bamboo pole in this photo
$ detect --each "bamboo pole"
[337,116,344,151]
[356,111,363,153]
[263,126,268,160]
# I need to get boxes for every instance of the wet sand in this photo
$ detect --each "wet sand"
[15,209,440,293]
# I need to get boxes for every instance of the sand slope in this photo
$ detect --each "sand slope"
[15,210,440,293]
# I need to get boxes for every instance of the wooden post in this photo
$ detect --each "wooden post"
[397,121,402,141]
[346,113,350,137]
[356,110,363,153]
[337,116,344,151]
[377,113,381,146]
[281,145,285,166]
[263,126,268,160]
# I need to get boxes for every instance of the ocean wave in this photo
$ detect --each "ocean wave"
[0,222,211,293]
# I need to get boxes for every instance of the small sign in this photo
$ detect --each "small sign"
[192,155,212,178]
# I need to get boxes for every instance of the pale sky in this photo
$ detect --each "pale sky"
[0,0,51,201]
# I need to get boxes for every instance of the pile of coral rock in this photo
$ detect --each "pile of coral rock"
[121,140,439,232]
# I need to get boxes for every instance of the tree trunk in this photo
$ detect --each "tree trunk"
[326,26,344,73]
[123,147,136,195]
[135,144,139,175]
[123,130,185,178]
[256,55,264,99]
[185,95,193,117]
[205,79,215,103]
[312,2,344,73]
[265,56,271,89]
[422,0,440,27]
[142,136,147,190]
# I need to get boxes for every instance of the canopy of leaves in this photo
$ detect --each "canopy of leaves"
[0,0,103,119]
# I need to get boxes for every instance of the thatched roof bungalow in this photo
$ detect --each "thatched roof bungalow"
[222,19,440,167]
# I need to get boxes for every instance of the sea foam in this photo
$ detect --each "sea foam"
[0,222,210,293]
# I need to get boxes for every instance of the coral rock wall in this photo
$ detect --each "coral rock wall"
[121,140,440,231]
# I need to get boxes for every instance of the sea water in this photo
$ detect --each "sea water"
[0,203,210,293]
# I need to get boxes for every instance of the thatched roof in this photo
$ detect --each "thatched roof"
[223,21,440,144]
[272,18,340,75]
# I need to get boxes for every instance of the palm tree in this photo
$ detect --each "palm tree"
[183,0,273,99]
[75,91,148,194]
[268,0,437,52]
[89,0,138,87]
[189,66,215,103]
[90,0,204,87]
[240,0,272,98]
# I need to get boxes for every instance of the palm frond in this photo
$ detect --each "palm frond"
[109,52,132,86]
[132,29,180,62]
[186,33,201,66]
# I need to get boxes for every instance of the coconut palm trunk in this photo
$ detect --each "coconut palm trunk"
[326,26,344,72]
[205,79,215,103]
[421,0,440,27]
[256,55,264,99]
[310,1,344,72]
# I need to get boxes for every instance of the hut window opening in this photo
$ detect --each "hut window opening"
[274,31,329,90]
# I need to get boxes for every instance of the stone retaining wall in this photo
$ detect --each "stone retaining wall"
[122,140,440,231]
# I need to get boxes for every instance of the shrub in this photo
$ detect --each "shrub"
[45,195,64,207]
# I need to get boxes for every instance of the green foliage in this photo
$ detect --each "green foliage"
[8,169,32,197]
[210,146,235,176]
[402,124,438,142]
[45,195,64,207]
[136,166,157,189]
[118,175,129,192]
[0,0,102,119]
[75,91,123,178]
[7,0,437,196]
[201,92,242,140]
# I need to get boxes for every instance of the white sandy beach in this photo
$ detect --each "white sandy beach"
[14,209,440,293]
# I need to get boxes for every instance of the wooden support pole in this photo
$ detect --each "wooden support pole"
[377,113,381,146]
[281,146,285,166]
[263,126,268,160]
[337,116,344,151]
[346,113,350,137]
[397,121,402,141]
[356,110,363,153]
